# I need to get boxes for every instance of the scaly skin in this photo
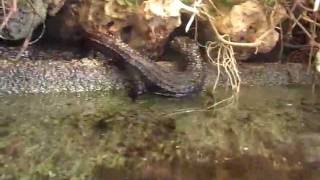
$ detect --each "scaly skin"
[86,31,206,97]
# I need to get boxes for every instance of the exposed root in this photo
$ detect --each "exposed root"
[203,39,241,111]
[196,1,244,111]
[284,0,320,74]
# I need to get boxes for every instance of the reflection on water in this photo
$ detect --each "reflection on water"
[0,86,319,180]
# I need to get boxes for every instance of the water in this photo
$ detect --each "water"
[0,86,319,180]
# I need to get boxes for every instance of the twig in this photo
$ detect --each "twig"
[288,11,312,39]
[301,15,320,27]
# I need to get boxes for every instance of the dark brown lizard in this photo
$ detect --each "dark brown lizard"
[86,31,206,97]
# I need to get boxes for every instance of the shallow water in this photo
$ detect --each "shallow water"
[0,86,320,180]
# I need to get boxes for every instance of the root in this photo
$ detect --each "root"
[197,1,244,110]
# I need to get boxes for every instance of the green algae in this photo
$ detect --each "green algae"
[0,86,319,179]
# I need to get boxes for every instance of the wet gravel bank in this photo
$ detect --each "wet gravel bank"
[0,44,318,95]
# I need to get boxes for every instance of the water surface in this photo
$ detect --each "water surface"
[0,86,320,180]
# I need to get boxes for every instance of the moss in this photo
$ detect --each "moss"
[262,0,276,6]
[115,0,142,7]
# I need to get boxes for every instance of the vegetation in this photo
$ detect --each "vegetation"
[193,0,320,108]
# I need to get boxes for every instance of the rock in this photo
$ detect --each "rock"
[214,1,287,60]
[78,0,188,58]
[0,0,48,40]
